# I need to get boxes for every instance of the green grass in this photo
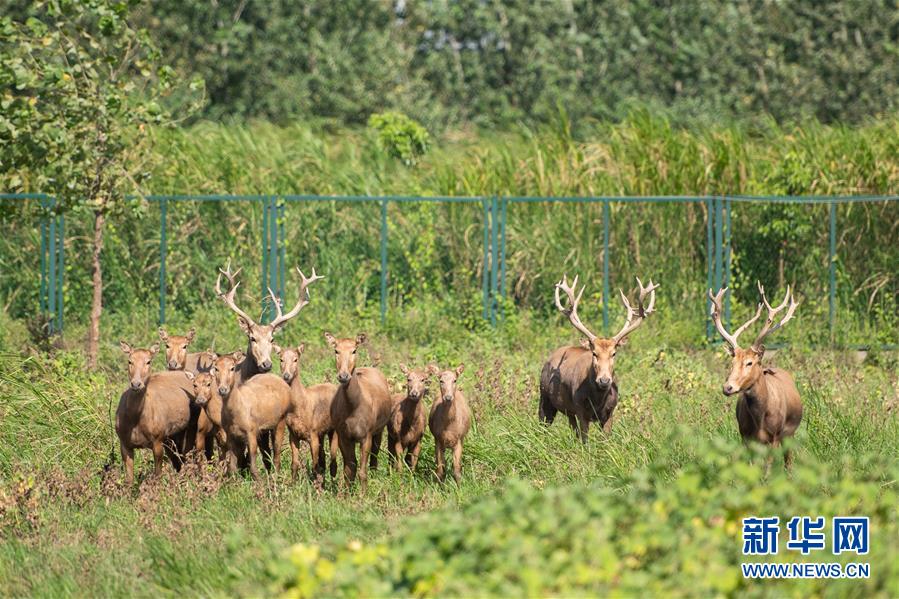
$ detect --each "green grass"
[0,306,896,596]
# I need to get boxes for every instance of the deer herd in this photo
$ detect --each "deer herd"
[116,260,803,489]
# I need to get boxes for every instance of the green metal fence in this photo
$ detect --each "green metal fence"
[2,193,897,345]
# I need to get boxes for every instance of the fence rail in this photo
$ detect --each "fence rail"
[2,192,897,347]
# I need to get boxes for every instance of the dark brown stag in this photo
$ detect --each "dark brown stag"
[539,276,659,442]
[708,282,802,470]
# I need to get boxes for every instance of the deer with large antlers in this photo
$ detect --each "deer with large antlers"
[539,276,659,442]
[708,282,802,470]
[215,261,323,478]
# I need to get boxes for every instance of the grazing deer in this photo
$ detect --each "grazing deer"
[708,282,803,470]
[115,342,197,485]
[215,261,323,475]
[428,364,471,483]
[387,364,429,472]
[158,327,213,373]
[539,276,659,442]
[276,343,339,483]
[325,333,393,491]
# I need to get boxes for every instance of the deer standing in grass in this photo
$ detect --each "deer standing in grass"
[428,364,471,483]
[709,282,802,470]
[215,262,323,479]
[539,276,659,442]
[387,364,429,472]
[115,342,197,485]
[276,344,339,484]
[190,355,232,457]
[158,327,213,373]
[326,333,393,491]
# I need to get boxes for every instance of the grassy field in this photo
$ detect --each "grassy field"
[0,304,897,596]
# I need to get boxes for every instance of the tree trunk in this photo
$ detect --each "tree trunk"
[87,209,106,369]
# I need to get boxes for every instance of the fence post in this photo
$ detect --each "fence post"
[39,196,47,322]
[482,200,489,321]
[829,202,836,336]
[57,209,64,332]
[724,197,732,328]
[705,196,713,342]
[261,196,269,321]
[159,197,167,325]
[490,196,499,326]
[602,200,610,334]
[380,199,388,325]
[714,197,724,304]
[48,198,57,334]
[278,198,286,300]
[499,196,507,321]
[269,195,278,322]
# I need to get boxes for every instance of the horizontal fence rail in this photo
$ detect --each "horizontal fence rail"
[1,193,897,348]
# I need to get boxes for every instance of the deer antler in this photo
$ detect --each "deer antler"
[215,259,255,325]
[611,277,660,344]
[708,287,762,353]
[750,281,798,351]
[269,266,325,330]
[554,274,597,342]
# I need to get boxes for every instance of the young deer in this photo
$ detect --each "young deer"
[158,327,213,373]
[428,364,471,483]
[189,358,229,457]
[276,344,339,483]
[539,276,659,442]
[208,347,291,480]
[215,260,324,470]
[387,364,428,472]
[115,342,197,485]
[709,282,803,470]
[325,333,393,491]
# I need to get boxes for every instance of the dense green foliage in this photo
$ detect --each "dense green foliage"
[8,0,896,128]
[0,305,896,595]
[1,115,897,346]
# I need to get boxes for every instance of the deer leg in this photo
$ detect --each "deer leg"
[258,431,273,471]
[120,441,134,486]
[435,439,446,483]
[246,433,261,481]
[338,433,357,486]
[784,447,794,472]
[309,433,322,483]
[358,434,373,492]
[289,431,301,481]
[408,440,422,471]
[386,434,398,465]
[369,429,382,470]
[272,420,286,473]
[329,431,339,480]
[538,392,557,425]
[576,415,591,444]
[152,439,165,478]
[393,440,405,472]
[225,439,240,475]
[452,442,463,483]
[602,417,614,435]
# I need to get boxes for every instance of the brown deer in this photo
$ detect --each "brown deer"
[158,327,213,373]
[539,276,659,442]
[325,333,393,491]
[276,343,339,483]
[708,282,802,470]
[387,364,429,472]
[189,362,229,456]
[428,364,471,483]
[115,341,197,485]
[215,260,324,470]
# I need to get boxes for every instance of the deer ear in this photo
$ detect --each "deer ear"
[427,364,439,376]
[120,341,133,354]
[455,363,465,377]
[754,345,765,358]
[355,333,368,346]
[149,343,160,356]
[231,350,245,363]
[187,327,196,343]
[158,327,168,342]
[183,371,195,381]
[324,332,336,348]
[237,316,253,335]
[616,337,629,348]
[579,339,591,350]
[399,363,409,375]
[272,343,282,355]
[297,343,306,356]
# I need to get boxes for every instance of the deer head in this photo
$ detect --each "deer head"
[275,343,305,384]
[119,341,159,391]
[209,350,246,398]
[324,332,366,385]
[709,281,798,396]
[554,275,659,390]
[216,260,323,372]
[191,371,215,407]
[158,326,196,370]
[399,363,429,401]
[428,364,464,402]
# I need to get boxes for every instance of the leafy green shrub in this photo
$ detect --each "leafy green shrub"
[270,437,898,597]
[368,112,430,166]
